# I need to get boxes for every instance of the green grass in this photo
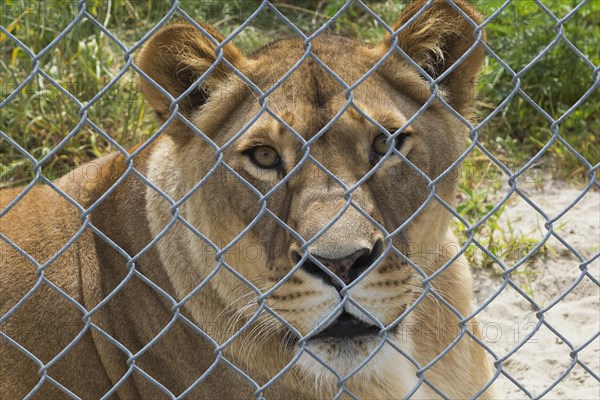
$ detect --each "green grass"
[452,176,553,297]
[473,0,599,179]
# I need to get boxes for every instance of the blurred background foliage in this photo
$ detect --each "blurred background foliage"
[1,0,598,187]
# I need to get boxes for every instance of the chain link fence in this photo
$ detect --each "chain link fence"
[1,0,598,399]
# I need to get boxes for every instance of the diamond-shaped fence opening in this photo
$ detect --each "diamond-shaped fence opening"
[1,1,598,399]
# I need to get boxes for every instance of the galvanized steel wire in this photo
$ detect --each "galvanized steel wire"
[0,0,598,399]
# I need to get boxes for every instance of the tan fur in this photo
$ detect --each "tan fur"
[1,1,497,398]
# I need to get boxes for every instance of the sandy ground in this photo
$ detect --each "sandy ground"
[470,180,599,399]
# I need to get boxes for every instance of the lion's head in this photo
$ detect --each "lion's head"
[137,0,487,396]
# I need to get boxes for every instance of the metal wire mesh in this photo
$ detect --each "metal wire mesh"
[1,0,598,399]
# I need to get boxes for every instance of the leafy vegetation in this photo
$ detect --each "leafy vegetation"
[472,0,599,179]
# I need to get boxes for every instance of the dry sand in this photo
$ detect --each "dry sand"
[469,180,599,399]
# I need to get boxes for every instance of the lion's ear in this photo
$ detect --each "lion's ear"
[137,23,245,120]
[385,0,486,112]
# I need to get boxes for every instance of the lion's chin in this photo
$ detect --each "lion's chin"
[298,334,384,377]
[294,334,422,398]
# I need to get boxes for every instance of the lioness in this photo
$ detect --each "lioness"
[1,0,497,398]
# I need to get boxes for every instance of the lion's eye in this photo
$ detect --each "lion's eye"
[248,146,280,169]
[373,132,408,155]
[373,134,390,154]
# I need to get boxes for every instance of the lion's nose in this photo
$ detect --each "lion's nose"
[293,239,384,291]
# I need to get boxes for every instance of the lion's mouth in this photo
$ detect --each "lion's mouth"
[312,312,379,339]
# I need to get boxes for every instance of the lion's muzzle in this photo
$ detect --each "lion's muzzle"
[293,239,383,291]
